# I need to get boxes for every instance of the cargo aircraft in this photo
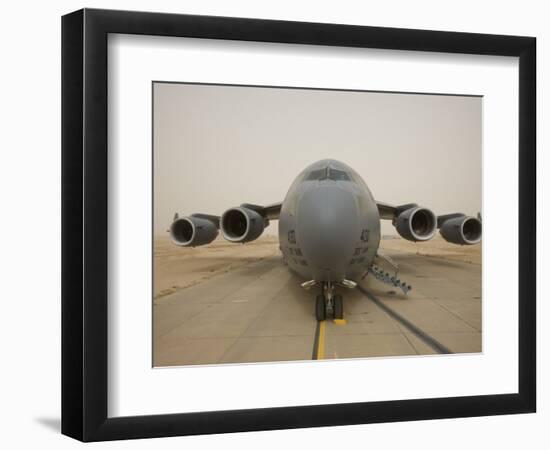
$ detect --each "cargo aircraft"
[170,160,481,321]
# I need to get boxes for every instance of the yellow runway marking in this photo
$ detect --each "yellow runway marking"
[317,321,326,359]
[333,319,347,325]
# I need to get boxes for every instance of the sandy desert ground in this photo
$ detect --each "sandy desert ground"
[154,236,280,300]
[379,235,482,265]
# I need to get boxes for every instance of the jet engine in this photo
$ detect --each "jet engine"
[394,206,437,242]
[221,207,266,243]
[439,216,482,245]
[170,216,218,247]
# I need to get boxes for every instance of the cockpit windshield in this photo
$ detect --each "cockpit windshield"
[305,167,351,181]
[305,168,327,181]
[329,168,351,181]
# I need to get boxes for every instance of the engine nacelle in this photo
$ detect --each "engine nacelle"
[170,216,218,247]
[221,207,265,243]
[395,206,437,242]
[439,216,482,245]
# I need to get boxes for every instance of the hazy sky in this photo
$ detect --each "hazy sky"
[153,83,481,236]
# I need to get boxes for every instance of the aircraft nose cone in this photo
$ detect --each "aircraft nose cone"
[297,185,359,273]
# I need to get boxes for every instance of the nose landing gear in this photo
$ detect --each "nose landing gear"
[315,282,344,321]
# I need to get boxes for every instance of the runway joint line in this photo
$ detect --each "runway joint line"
[357,285,453,355]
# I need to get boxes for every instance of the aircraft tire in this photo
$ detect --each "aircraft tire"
[333,295,344,320]
[315,294,326,321]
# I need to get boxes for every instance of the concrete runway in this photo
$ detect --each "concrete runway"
[153,248,481,367]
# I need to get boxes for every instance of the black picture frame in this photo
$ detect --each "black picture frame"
[62,8,536,442]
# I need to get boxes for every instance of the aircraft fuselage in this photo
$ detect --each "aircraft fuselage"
[278,159,381,284]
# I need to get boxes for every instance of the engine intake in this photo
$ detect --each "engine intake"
[221,207,265,243]
[395,206,437,242]
[439,216,482,245]
[170,216,218,247]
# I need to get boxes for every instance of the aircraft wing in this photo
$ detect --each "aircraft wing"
[376,201,468,225]
[177,202,282,225]
[240,202,282,220]
[376,202,418,220]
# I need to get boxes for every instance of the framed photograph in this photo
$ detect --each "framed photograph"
[61,8,536,441]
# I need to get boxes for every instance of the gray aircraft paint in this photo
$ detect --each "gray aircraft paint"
[278,159,380,283]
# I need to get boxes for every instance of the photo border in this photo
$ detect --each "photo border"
[62,8,536,441]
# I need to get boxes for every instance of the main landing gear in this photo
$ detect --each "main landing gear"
[315,282,343,322]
